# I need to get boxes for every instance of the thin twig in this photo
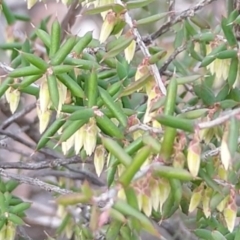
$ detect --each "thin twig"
[198,108,240,129]
[28,169,105,186]
[0,103,36,130]
[160,43,187,73]
[65,165,105,186]
[202,148,219,160]
[0,145,35,159]
[116,0,166,95]
[0,62,39,87]
[202,137,240,160]
[17,226,33,240]
[148,0,217,41]
[61,0,83,41]
[0,129,61,158]
[0,168,72,195]
[0,156,82,170]
[168,0,175,21]
[128,123,163,134]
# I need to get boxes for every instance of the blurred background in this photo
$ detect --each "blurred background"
[0,0,227,239]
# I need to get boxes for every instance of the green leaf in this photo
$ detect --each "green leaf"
[153,166,194,181]
[113,200,160,237]
[194,83,216,105]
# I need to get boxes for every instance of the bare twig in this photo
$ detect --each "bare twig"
[0,168,72,195]
[168,0,175,21]
[0,62,39,87]
[202,148,219,160]
[17,226,33,240]
[128,123,163,134]
[198,108,240,129]
[116,0,166,95]
[0,156,82,170]
[28,169,105,186]
[65,165,105,186]
[0,129,61,158]
[0,103,36,130]
[148,0,217,41]
[202,137,240,160]
[61,0,83,40]
[160,43,187,73]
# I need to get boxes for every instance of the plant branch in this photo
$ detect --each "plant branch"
[28,169,105,186]
[160,43,187,73]
[0,156,82,170]
[0,103,36,130]
[61,0,83,41]
[0,129,61,158]
[148,0,217,42]
[198,108,240,129]
[116,0,166,95]
[128,123,163,134]
[0,168,72,195]
[64,165,105,186]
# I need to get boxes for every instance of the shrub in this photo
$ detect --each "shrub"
[0,0,239,239]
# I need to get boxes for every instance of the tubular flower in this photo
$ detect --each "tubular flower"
[99,11,117,43]
[83,117,98,156]
[223,190,237,232]
[124,39,136,63]
[39,77,50,113]
[205,42,230,89]
[62,133,75,156]
[94,145,106,177]
[5,87,20,114]
[57,81,68,115]
[189,183,204,213]
[74,126,85,155]
[187,136,201,177]
[36,104,51,134]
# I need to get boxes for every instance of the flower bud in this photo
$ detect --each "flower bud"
[62,134,75,155]
[39,78,50,112]
[189,183,204,213]
[142,192,152,217]
[99,11,117,43]
[5,87,20,114]
[202,186,212,218]
[205,42,230,89]
[217,195,229,212]
[223,193,237,232]
[37,105,51,134]
[124,40,136,63]
[187,137,201,177]
[57,82,67,115]
[220,130,231,170]
[150,180,160,211]
[94,145,106,177]
[158,178,171,213]
[74,126,85,155]
[83,117,98,156]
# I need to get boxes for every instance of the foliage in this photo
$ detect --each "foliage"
[1,0,240,239]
